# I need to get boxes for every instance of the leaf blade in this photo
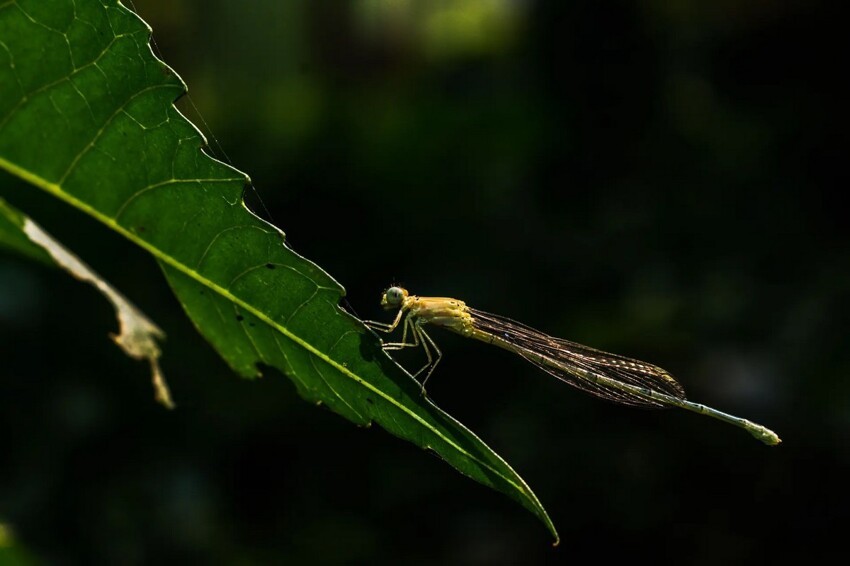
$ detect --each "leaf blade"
[0,0,557,542]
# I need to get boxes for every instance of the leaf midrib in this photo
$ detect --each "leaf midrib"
[0,155,531,500]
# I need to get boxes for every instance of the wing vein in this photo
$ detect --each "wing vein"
[469,308,686,408]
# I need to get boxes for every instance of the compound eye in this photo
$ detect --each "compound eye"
[385,286,404,305]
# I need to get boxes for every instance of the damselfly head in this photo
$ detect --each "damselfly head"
[381,286,409,310]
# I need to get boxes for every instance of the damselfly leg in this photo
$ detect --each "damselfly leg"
[365,313,441,395]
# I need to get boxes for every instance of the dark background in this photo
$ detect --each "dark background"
[1,1,847,563]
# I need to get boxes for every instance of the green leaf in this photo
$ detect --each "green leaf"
[0,0,557,542]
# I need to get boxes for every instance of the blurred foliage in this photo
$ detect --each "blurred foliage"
[1,0,847,563]
[0,521,38,566]
[354,0,524,59]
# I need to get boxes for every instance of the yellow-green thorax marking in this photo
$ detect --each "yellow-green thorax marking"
[381,287,510,345]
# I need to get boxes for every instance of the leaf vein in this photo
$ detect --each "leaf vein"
[310,354,366,423]
[0,31,131,130]
[58,83,175,184]
[196,225,273,271]
[114,177,244,221]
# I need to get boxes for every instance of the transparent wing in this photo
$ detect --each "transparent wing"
[469,308,686,409]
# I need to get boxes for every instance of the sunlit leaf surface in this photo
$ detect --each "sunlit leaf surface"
[0,0,557,542]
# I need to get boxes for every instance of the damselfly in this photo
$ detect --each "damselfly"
[365,286,780,445]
